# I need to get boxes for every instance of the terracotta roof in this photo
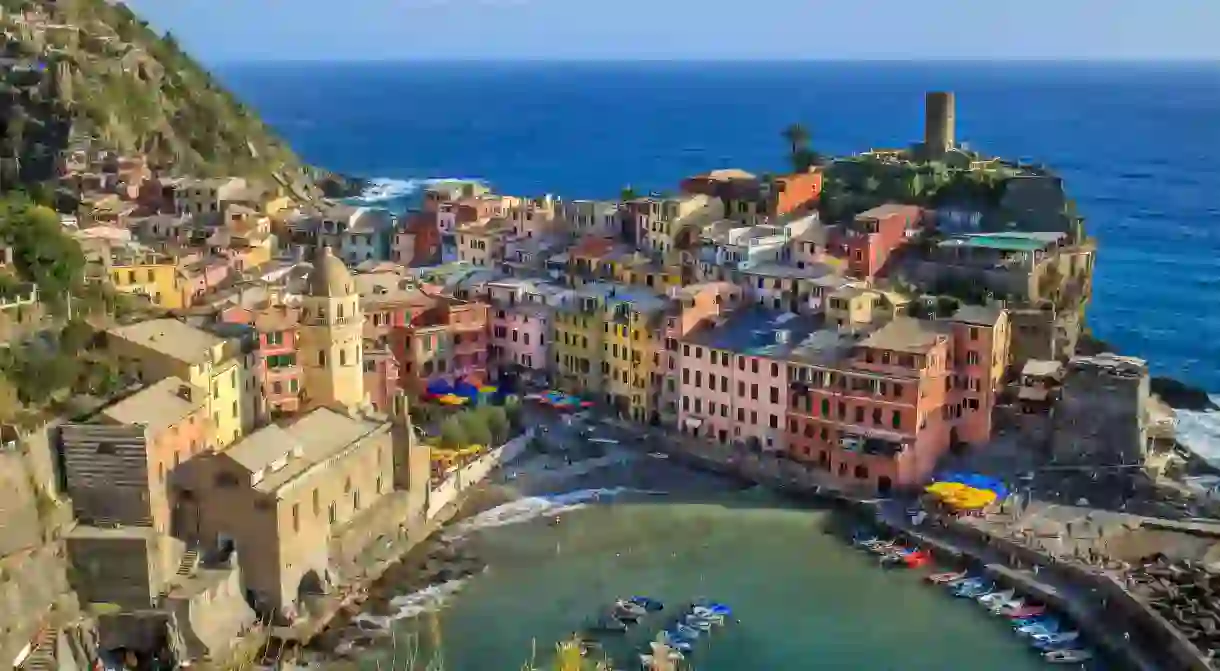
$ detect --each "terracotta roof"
[570,236,617,259]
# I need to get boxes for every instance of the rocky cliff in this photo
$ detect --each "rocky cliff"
[0,0,313,193]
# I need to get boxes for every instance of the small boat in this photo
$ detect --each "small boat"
[1006,604,1047,619]
[1033,639,1082,653]
[587,616,629,633]
[902,550,932,568]
[990,597,1026,614]
[666,627,698,643]
[926,571,968,584]
[688,611,723,625]
[1031,631,1080,645]
[691,600,732,616]
[977,589,1015,607]
[1043,649,1094,664]
[1016,620,1061,637]
[683,616,714,632]
[640,651,684,669]
[880,548,913,566]
[616,600,648,616]
[948,577,984,591]
[647,452,669,459]
[629,596,664,612]
[867,541,899,555]
[657,634,693,653]
[1012,615,1054,629]
[954,582,994,598]
[852,534,881,548]
[675,623,702,639]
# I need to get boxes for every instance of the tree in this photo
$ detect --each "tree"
[484,406,510,444]
[620,185,637,201]
[782,123,810,159]
[504,395,523,429]
[460,410,492,447]
[439,416,467,451]
[59,318,93,354]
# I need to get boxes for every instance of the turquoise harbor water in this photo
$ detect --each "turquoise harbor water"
[338,461,1053,671]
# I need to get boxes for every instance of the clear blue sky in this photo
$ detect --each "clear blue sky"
[126,0,1220,63]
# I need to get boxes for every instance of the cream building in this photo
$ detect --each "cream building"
[298,246,367,411]
[107,319,254,448]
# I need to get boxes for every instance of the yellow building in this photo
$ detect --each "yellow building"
[615,254,683,294]
[551,284,614,396]
[107,251,187,310]
[601,288,669,423]
[106,318,253,448]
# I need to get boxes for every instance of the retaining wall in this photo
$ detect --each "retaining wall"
[427,430,533,518]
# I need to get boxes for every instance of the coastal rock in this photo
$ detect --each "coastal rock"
[315,172,371,199]
[1151,376,1218,411]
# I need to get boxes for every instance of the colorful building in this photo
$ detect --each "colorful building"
[551,283,614,396]
[833,203,923,280]
[784,306,1010,493]
[107,250,187,310]
[678,309,820,451]
[106,318,252,448]
[220,304,303,418]
[601,287,669,423]
[486,278,569,376]
[659,282,744,425]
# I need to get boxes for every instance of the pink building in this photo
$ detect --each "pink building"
[486,279,558,375]
[831,203,923,280]
[362,345,401,413]
[678,308,818,450]
[180,257,232,304]
[220,304,302,417]
[661,282,742,422]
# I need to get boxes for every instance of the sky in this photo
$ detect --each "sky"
[126,0,1220,64]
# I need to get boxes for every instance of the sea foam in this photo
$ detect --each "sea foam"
[1175,394,1220,466]
[349,177,489,206]
[346,487,659,632]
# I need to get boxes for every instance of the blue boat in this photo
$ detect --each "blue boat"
[1033,638,1082,652]
[691,600,732,616]
[657,632,693,653]
[954,582,994,598]
[629,596,664,612]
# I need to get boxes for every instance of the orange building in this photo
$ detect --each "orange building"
[784,306,1009,494]
[59,378,212,534]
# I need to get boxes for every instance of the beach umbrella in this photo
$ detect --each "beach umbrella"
[427,379,454,396]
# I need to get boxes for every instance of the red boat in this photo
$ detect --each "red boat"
[903,550,932,568]
[1007,604,1046,619]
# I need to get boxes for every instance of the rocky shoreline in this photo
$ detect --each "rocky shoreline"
[298,485,516,665]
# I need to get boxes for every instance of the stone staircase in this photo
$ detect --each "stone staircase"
[176,548,200,578]
[21,627,57,671]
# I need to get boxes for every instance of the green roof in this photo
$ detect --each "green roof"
[939,232,1063,253]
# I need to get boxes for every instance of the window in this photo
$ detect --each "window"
[328,502,337,524]
[292,504,300,533]
[318,351,326,366]
[313,489,320,515]
[771,363,779,377]
[751,359,759,374]
[770,387,779,404]
[340,348,347,366]
[969,327,979,341]
[892,411,902,429]
[821,399,830,416]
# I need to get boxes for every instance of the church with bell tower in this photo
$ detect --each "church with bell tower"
[298,245,368,412]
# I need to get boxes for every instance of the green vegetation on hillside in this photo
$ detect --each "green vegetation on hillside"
[818,154,1018,223]
[0,0,312,191]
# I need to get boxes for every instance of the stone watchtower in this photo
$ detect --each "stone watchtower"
[299,245,367,412]
[923,91,956,160]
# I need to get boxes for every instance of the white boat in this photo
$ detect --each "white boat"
[675,624,702,639]
[589,438,620,445]
[1032,631,1080,645]
[616,599,647,616]
[990,597,1025,614]
[977,589,1015,607]
[690,607,724,623]
[1044,649,1093,664]
[648,452,669,459]
[682,616,714,631]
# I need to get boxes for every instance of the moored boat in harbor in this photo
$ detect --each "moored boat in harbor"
[1043,648,1094,664]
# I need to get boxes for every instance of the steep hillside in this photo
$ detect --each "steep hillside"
[0,0,314,193]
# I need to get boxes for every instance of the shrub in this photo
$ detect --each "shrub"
[439,416,467,450]
[460,411,492,447]
[485,406,511,444]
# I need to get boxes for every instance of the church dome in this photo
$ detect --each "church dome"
[307,246,355,297]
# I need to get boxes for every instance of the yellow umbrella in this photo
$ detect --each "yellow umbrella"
[925,482,966,498]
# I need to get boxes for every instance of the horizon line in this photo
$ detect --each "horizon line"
[208,56,1220,67]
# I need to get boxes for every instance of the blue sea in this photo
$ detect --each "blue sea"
[216,61,1220,453]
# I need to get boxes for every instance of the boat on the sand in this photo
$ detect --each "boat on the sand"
[1043,648,1093,664]
[1005,603,1046,618]
[926,571,968,584]
[990,597,1026,614]
[1031,630,1080,645]
[977,589,1015,607]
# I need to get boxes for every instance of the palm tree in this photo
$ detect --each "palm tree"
[782,123,810,158]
